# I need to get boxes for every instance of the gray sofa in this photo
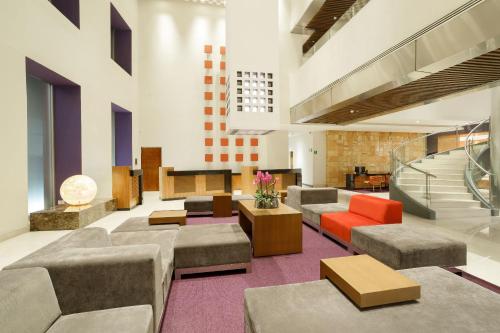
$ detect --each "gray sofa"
[0,267,153,333]
[285,186,347,230]
[244,266,500,333]
[184,194,254,214]
[4,227,173,331]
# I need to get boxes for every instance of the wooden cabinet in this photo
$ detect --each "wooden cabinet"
[112,167,143,210]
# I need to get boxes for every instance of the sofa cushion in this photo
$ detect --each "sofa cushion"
[47,305,153,333]
[0,268,61,333]
[351,224,467,269]
[321,212,379,242]
[244,267,500,333]
[112,217,180,233]
[184,196,213,212]
[302,203,347,227]
[174,223,251,269]
[286,186,338,211]
[349,195,402,225]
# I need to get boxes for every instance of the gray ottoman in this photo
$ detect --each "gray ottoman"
[244,266,500,333]
[174,223,252,279]
[351,224,467,269]
[184,196,213,214]
[112,217,180,233]
[301,203,347,230]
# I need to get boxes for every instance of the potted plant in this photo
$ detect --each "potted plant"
[253,171,280,209]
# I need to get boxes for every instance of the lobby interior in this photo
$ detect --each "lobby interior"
[2,0,500,332]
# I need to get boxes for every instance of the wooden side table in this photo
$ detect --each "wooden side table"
[278,190,287,204]
[320,255,420,308]
[149,210,187,225]
[213,193,233,217]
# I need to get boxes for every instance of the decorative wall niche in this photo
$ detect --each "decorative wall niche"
[235,71,274,113]
[48,0,80,28]
[110,3,132,75]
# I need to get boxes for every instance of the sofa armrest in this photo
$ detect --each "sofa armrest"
[6,245,164,329]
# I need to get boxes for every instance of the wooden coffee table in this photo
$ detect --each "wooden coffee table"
[320,255,420,308]
[213,193,233,218]
[238,200,302,257]
[149,210,187,225]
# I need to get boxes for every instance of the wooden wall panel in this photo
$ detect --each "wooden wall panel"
[326,131,425,188]
[206,174,225,191]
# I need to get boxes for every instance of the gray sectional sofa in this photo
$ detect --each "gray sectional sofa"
[244,266,500,333]
[285,186,347,230]
[0,267,153,333]
[184,194,254,215]
[4,227,172,331]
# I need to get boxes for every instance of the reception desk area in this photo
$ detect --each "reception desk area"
[112,167,143,210]
[345,173,390,191]
[160,168,232,200]
[241,167,302,194]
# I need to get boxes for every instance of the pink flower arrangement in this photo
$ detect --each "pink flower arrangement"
[253,171,280,208]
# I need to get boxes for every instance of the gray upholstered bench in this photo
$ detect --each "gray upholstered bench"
[351,224,467,269]
[112,216,180,233]
[184,194,254,215]
[174,223,251,279]
[244,266,500,333]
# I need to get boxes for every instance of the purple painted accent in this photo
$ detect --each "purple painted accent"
[26,58,82,201]
[49,0,80,28]
[112,103,132,167]
[111,4,132,75]
[161,216,350,332]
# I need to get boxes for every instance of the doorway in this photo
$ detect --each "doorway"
[141,147,162,191]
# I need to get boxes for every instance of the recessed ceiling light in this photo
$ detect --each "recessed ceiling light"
[184,0,226,7]
[350,110,355,114]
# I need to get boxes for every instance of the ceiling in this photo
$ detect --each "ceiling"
[182,0,226,7]
[302,0,357,54]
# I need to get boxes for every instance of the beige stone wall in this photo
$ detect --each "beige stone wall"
[326,131,426,187]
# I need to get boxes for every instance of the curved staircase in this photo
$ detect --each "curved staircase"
[400,149,491,219]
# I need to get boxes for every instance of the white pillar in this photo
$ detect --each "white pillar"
[491,87,500,209]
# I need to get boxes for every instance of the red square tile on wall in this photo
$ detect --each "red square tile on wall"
[204,60,213,69]
[204,45,213,54]
[250,138,259,146]
[220,62,226,70]
[220,122,226,131]
[204,76,213,84]
[220,154,229,162]
[204,138,213,146]
[235,138,244,146]
[220,138,229,146]
[204,92,213,100]
[219,107,226,116]
[220,46,226,55]
[220,77,226,85]
[205,154,213,162]
[220,92,226,101]
[250,153,259,162]
[204,107,213,115]
[235,154,244,162]
[204,122,213,131]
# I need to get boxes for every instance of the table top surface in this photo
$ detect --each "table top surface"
[149,210,187,218]
[213,193,232,197]
[321,255,420,294]
[239,200,300,216]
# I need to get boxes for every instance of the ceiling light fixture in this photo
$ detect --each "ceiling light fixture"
[183,0,226,6]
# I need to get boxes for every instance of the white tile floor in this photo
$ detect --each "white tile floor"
[1,190,500,286]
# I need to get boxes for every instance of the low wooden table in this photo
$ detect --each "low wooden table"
[238,200,302,257]
[320,255,420,308]
[213,193,233,218]
[278,190,287,204]
[149,210,187,225]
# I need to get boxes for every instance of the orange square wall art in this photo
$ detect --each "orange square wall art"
[204,122,213,131]
[205,138,213,146]
[250,153,259,162]
[235,138,244,146]
[220,122,226,131]
[220,154,229,162]
[204,107,213,115]
[235,154,244,162]
[204,92,213,100]
[204,76,213,84]
[220,46,226,55]
[205,154,213,162]
[204,45,213,54]
[220,61,226,70]
[219,107,226,116]
[204,60,213,69]
[220,138,229,146]
[220,76,226,85]
[250,138,259,147]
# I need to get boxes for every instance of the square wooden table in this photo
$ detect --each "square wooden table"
[213,193,233,217]
[320,255,420,308]
[238,200,302,257]
[149,210,187,225]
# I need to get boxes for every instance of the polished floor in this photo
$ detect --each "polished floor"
[1,191,499,288]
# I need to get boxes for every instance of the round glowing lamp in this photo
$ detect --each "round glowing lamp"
[60,175,98,206]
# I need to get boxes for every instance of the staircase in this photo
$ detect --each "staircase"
[399,149,491,219]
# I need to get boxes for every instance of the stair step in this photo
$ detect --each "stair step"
[429,199,481,209]
[449,149,467,156]
[407,166,465,174]
[398,178,465,186]
[399,172,464,180]
[433,154,467,160]
[399,184,468,193]
[408,191,473,200]
[435,207,491,219]
[416,160,466,168]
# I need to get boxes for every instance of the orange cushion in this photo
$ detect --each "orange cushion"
[321,212,380,243]
[348,195,402,225]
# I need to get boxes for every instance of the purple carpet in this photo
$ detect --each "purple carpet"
[161,216,350,333]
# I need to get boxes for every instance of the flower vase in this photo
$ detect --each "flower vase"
[255,197,280,209]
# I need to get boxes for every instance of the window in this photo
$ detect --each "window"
[111,3,132,75]
[48,0,80,28]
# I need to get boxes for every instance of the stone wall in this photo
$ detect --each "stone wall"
[326,131,426,187]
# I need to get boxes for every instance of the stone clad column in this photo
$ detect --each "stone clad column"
[491,87,500,209]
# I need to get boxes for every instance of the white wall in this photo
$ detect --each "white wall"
[288,130,326,187]
[290,0,472,106]
[0,0,139,240]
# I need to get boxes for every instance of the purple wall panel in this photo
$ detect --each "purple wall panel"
[111,3,132,75]
[113,104,132,167]
[50,0,80,28]
[54,86,82,199]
